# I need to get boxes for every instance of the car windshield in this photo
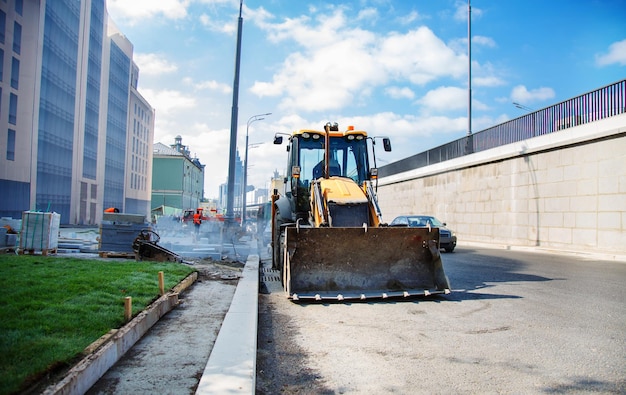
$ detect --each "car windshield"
[406,216,444,227]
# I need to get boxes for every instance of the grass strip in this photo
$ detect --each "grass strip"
[0,254,195,395]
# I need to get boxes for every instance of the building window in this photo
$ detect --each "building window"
[15,0,23,16]
[0,10,5,44]
[0,48,3,81]
[12,22,21,55]
[10,57,18,89]
[9,93,17,124]
[7,128,15,161]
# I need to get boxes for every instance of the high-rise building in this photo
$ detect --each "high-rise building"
[218,149,243,216]
[0,0,154,225]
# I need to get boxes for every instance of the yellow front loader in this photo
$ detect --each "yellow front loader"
[271,123,450,301]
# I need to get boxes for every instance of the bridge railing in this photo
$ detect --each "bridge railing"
[379,79,626,177]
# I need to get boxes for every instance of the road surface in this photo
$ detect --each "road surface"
[256,246,626,394]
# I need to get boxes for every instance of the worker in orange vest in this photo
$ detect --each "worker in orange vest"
[104,207,119,213]
[193,210,202,235]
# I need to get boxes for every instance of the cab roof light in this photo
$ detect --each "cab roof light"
[325,122,339,131]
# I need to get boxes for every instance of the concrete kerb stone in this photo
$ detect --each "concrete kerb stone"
[43,272,199,395]
[195,248,260,394]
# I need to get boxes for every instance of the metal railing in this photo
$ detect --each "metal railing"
[379,79,626,177]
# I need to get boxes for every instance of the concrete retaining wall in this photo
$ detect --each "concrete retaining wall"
[377,114,626,257]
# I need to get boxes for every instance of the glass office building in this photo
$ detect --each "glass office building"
[0,0,154,225]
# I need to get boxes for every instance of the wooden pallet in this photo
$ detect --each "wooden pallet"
[19,248,58,256]
[98,251,136,259]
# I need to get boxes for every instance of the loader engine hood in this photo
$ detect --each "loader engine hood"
[316,177,369,227]
[319,177,368,205]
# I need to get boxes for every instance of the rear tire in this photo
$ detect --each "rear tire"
[272,208,288,289]
[272,210,283,270]
[445,246,455,253]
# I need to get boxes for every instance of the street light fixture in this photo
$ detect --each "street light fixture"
[242,112,271,227]
[513,102,535,112]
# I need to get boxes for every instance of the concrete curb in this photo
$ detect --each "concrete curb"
[43,272,199,395]
[195,252,259,394]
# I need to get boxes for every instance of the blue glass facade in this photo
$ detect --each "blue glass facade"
[82,0,103,180]
[36,0,80,218]
[103,41,130,210]
[0,0,153,224]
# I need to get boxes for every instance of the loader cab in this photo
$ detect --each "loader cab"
[274,125,388,221]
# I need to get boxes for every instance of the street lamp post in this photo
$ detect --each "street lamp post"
[242,112,271,227]
[513,102,537,137]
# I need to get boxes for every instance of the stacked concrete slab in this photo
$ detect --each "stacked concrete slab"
[99,213,150,256]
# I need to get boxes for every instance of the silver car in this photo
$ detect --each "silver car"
[389,215,457,252]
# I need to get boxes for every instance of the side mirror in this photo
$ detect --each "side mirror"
[383,138,391,152]
[273,135,283,144]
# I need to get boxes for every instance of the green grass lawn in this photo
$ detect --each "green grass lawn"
[0,254,196,395]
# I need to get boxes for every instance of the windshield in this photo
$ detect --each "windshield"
[407,216,444,227]
[295,135,369,186]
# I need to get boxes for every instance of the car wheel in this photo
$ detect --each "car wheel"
[444,246,455,253]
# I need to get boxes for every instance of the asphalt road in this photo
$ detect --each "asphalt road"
[256,246,626,394]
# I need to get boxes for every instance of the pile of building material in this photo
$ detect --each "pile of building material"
[0,217,20,251]
[19,211,60,255]
[99,213,149,258]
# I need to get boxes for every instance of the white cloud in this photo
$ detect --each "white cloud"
[595,39,626,66]
[251,9,467,113]
[472,35,496,48]
[378,27,466,84]
[385,86,415,100]
[454,1,483,21]
[510,85,555,103]
[139,88,197,117]
[357,7,379,23]
[418,86,466,112]
[183,78,232,93]
[107,0,190,24]
[134,53,178,76]
[199,13,237,34]
[397,11,422,25]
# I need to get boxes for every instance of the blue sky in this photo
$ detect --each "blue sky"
[107,0,626,199]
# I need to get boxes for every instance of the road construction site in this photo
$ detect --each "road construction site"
[4,220,625,394]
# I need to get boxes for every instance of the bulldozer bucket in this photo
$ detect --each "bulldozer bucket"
[283,226,451,301]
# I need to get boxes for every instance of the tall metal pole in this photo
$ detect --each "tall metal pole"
[465,0,474,156]
[242,113,271,228]
[225,0,244,227]
[467,0,472,136]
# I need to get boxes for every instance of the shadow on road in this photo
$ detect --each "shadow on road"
[441,247,556,302]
